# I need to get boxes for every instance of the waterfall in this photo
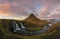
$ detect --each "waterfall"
[13,21,21,32]
[20,23,26,28]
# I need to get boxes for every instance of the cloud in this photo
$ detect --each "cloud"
[37,0,60,20]
[0,0,60,20]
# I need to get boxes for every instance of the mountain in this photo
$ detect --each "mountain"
[23,13,49,26]
[24,13,41,21]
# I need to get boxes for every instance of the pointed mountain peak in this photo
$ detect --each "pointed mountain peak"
[28,13,36,18]
[29,13,35,17]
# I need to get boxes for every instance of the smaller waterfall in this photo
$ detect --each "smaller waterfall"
[15,24,21,30]
[48,24,52,26]
[20,23,26,28]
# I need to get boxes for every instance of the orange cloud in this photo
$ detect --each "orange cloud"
[4,3,11,10]
[0,3,11,11]
[0,10,10,16]
[0,3,4,9]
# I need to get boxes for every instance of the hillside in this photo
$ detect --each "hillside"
[0,18,48,39]
[45,22,60,33]
[0,19,60,39]
[40,22,60,39]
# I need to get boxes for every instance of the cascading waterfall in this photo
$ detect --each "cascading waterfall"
[15,23,21,30]
[20,23,26,28]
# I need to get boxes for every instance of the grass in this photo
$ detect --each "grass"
[0,19,60,39]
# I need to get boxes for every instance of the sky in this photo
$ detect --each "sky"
[0,0,60,20]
